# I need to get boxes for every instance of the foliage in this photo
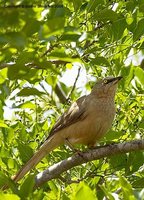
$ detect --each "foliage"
[0,0,144,199]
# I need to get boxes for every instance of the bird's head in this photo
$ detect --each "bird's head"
[91,76,122,98]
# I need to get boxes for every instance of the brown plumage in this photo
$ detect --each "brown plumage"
[8,76,122,185]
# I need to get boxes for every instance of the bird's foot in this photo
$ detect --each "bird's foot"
[65,138,86,158]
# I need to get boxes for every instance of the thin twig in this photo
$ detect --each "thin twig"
[67,67,81,101]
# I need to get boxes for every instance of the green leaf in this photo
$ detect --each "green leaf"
[22,20,41,37]
[33,59,53,70]
[48,181,58,194]
[93,9,118,22]
[0,172,11,188]
[104,130,122,140]
[8,158,15,169]
[39,7,66,38]
[0,172,18,193]
[100,185,115,200]
[0,9,20,29]
[111,17,127,40]
[0,194,20,200]
[16,101,36,109]
[0,100,4,119]
[126,1,136,12]
[46,72,57,86]
[72,0,82,11]
[132,177,144,188]
[0,68,7,84]
[139,122,144,129]
[133,18,144,41]
[7,64,29,80]
[48,49,82,63]
[0,32,26,48]
[17,142,33,163]
[19,174,35,199]
[139,2,144,12]
[134,67,144,86]
[91,57,110,66]
[127,152,144,174]
[40,17,65,38]
[119,175,135,200]
[122,65,134,88]
[86,0,104,12]
[0,120,8,128]
[109,154,128,170]
[17,88,45,97]
[73,182,96,200]
[60,33,80,41]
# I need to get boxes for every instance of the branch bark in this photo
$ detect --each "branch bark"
[34,139,144,188]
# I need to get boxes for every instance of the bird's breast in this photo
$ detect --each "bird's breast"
[85,98,115,143]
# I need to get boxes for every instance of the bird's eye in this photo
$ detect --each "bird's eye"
[103,80,108,84]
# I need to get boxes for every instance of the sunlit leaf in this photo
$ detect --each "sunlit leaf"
[73,182,96,200]
[0,194,20,200]
[134,67,144,86]
[119,175,135,200]
[16,101,36,109]
[0,120,8,128]
[0,68,7,84]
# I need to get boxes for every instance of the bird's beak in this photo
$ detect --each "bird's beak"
[112,76,122,84]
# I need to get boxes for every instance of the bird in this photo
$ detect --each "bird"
[7,76,122,185]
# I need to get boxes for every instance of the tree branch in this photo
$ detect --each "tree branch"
[34,139,144,188]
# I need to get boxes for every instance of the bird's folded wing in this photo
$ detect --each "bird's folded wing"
[47,95,88,138]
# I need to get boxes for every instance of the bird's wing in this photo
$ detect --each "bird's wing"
[47,95,88,138]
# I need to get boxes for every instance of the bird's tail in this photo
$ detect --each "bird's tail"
[12,134,63,183]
